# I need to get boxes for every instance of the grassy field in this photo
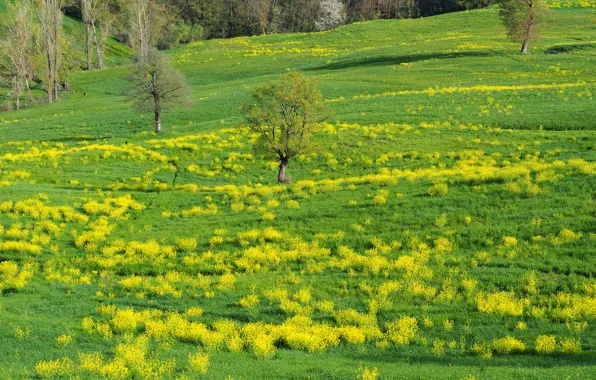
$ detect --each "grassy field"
[0,3,595,379]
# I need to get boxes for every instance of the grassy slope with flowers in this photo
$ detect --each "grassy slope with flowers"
[0,2,595,379]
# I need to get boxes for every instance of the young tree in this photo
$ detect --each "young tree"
[40,0,63,103]
[498,0,547,53]
[127,49,191,134]
[315,0,346,31]
[240,71,332,183]
[1,0,36,109]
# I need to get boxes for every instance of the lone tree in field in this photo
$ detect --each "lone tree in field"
[241,71,332,183]
[127,49,191,134]
[498,0,547,53]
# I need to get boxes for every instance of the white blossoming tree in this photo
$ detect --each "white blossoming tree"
[315,0,346,31]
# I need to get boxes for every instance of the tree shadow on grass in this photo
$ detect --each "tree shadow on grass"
[306,51,493,72]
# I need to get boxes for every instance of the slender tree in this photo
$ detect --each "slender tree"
[40,0,63,102]
[240,71,332,183]
[1,0,36,109]
[81,0,93,70]
[127,0,153,61]
[81,0,111,69]
[127,49,191,133]
[498,0,547,53]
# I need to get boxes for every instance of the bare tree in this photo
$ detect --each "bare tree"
[240,71,332,183]
[81,0,113,69]
[127,49,191,133]
[40,0,63,103]
[315,0,346,31]
[94,3,116,69]
[248,0,272,35]
[127,0,153,61]
[1,0,35,109]
[498,0,547,53]
[81,0,93,70]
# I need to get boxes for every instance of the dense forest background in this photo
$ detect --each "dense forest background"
[64,0,494,46]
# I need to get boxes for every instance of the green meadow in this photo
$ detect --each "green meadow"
[0,2,595,379]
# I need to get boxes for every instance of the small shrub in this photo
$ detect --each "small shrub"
[428,183,448,197]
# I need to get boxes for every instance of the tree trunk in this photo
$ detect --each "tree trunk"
[45,52,54,103]
[92,22,105,69]
[521,38,529,54]
[278,158,290,183]
[154,96,162,133]
[85,22,92,70]
[25,76,33,102]
[14,79,20,111]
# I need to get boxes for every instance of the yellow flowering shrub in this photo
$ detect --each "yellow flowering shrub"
[476,291,525,316]
[428,183,448,196]
[535,335,557,354]
[491,336,525,354]
[188,352,210,374]
[559,338,581,353]
[386,316,418,345]
[0,261,35,294]
[35,357,75,378]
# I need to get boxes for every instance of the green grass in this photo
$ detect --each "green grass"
[0,5,595,379]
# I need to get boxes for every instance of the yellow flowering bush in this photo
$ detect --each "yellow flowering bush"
[535,335,557,354]
[188,351,210,374]
[491,336,525,354]
[476,291,525,316]
[386,316,418,345]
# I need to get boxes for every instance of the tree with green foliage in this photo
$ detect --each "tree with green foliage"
[498,0,547,53]
[126,49,191,133]
[241,71,332,183]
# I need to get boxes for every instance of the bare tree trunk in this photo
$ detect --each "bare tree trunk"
[13,77,20,110]
[521,2,535,54]
[154,96,162,133]
[521,38,529,53]
[91,22,104,68]
[85,22,92,69]
[25,77,33,102]
[45,53,54,103]
[278,157,290,183]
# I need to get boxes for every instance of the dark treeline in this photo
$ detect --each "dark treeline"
[165,0,493,38]
[90,0,494,46]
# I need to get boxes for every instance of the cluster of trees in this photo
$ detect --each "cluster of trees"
[0,0,115,109]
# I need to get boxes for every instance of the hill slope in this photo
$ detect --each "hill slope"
[0,5,595,379]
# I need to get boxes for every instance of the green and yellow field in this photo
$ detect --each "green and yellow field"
[0,2,595,379]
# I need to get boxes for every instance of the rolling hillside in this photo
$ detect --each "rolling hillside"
[0,3,595,379]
